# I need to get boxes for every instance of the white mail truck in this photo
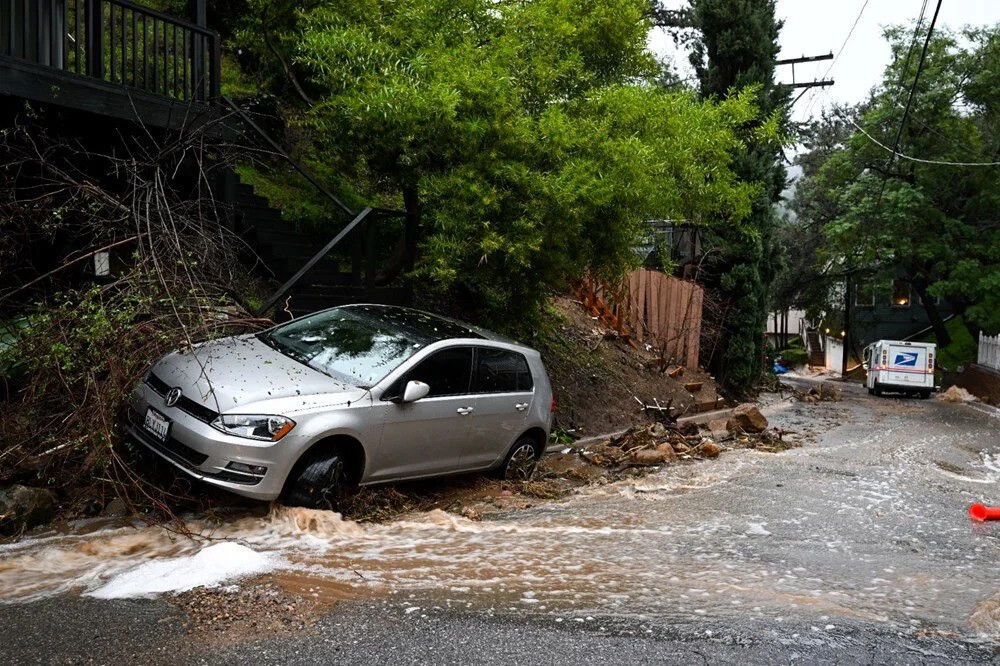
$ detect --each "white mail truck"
[862,339,936,399]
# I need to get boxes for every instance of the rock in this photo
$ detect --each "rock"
[707,418,730,441]
[0,485,56,535]
[654,443,677,460]
[672,442,691,455]
[648,423,668,438]
[699,441,721,458]
[632,449,671,465]
[727,403,768,434]
[460,506,482,521]
[102,497,130,518]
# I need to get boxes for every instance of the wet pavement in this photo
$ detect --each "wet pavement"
[2,378,1000,664]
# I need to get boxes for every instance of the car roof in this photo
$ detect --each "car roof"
[336,303,519,346]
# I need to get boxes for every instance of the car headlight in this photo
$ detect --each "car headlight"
[211,414,296,441]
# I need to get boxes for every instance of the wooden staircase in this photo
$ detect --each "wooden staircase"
[231,176,410,318]
[806,329,825,366]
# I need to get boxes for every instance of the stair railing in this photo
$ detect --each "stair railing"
[221,96,409,316]
[1,0,221,102]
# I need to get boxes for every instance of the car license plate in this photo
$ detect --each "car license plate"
[143,407,170,443]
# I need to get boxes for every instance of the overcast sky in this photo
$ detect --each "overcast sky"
[648,1,1000,123]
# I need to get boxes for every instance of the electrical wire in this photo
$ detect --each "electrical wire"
[886,0,944,162]
[843,112,1000,166]
[893,0,930,105]
[802,0,871,118]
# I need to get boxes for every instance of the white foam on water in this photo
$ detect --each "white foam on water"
[85,542,283,599]
[746,522,772,536]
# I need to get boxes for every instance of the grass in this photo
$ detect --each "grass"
[779,347,809,367]
[919,316,978,371]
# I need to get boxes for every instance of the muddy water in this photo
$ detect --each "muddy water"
[0,458,769,613]
[2,391,999,640]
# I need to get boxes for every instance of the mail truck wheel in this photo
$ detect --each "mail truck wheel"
[283,451,350,510]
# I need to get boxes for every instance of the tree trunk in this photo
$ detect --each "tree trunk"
[374,184,421,286]
[912,279,951,347]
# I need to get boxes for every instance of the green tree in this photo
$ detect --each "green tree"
[233,0,762,331]
[793,24,1000,341]
[687,0,789,396]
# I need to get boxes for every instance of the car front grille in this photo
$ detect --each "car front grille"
[127,411,261,487]
[130,421,210,469]
[203,470,263,486]
[146,372,170,394]
[145,373,219,423]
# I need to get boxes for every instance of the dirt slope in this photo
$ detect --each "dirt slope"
[539,296,720,439]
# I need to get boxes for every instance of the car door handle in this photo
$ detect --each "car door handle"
[515,403,529,411]
[457,407,474,415]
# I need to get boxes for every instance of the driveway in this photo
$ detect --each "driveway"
[2,379,999,664]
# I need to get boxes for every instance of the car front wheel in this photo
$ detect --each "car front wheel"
[283,450,350,510]
[498,437,540,481]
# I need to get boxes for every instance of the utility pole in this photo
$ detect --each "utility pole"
[842,273,853,378]
[776,53,835,104]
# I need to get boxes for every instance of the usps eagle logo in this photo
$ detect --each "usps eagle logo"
[893,352,918,367]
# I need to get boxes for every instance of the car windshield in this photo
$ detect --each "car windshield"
[258,306,469,387]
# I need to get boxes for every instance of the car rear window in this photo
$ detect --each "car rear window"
[472,348,533,393]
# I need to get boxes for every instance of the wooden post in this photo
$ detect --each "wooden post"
[842,275,852,378]
[85,0,104,78]
[188,0,205,99]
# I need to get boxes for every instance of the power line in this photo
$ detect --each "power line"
[893,0,930,106]
[886,0,943,162]
[802,0,870,118]
[842,111,1000,166]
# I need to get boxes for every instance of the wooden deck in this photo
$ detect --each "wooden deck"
[0,0,220,130]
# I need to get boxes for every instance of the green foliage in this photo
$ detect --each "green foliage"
[792,24,1000,338]
[229,0,759,333]
[780,346,808,368]
[919,316,978,372]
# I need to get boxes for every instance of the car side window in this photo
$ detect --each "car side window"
[394,347,474,398]
[472,348,533,393]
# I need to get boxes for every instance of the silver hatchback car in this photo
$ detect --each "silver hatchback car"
[128,304,553,508]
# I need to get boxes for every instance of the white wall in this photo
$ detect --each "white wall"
[766,309,806,335]
[824,336,844,372]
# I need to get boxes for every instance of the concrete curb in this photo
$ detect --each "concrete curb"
[544,407,735,454]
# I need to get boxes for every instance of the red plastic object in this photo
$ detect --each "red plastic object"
[969,503,1000,521]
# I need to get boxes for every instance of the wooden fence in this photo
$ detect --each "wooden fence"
[980,332,1000,372]
[584,269,703,369]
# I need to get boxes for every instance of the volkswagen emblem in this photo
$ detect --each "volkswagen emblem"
[164,387,182,408]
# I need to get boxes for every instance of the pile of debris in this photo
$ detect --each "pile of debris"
[574,403,798,469]
[794,384,841,404]
[937,385,979,403]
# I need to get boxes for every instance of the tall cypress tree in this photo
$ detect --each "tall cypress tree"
[688,0,788,396]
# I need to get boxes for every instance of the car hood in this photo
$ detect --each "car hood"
[150,334,364,413]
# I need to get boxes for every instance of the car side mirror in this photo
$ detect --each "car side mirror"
[400,380,430,403]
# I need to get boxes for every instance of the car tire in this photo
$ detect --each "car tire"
[873,381,882,397]
[495,437,540,481]
[283,450,351,510]
[867,387,875,396]
[920,390,931,400]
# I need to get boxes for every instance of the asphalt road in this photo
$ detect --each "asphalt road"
[3,378,1000,664]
